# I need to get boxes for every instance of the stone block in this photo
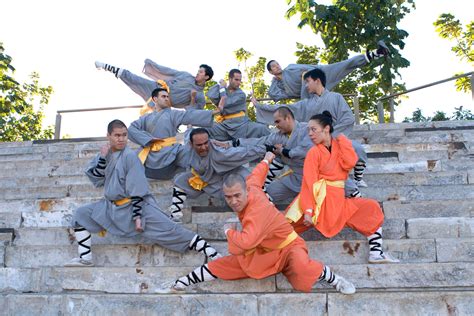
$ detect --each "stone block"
[307,239,436,265]
[407,217,474,238]
[363,171,468,187]
[360,184,474,202]
[4,294,63,315]
[42,267,276,294]
[276,262,474,290]
[257,293,326,315]
[383,200,474,219]
[436,238,474,262]
[328,291,474,315]
[0,212,22,228]
[0,268,42,292]
[22,210,73,228]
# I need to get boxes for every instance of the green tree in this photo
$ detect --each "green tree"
[285,0,415,122]
[0,42,53,142]
[434,13,473,93]
[233,48,269,121]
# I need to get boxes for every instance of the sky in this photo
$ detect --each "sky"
[1,0,473,138]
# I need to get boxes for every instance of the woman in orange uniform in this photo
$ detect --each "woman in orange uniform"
[286,111,398,263]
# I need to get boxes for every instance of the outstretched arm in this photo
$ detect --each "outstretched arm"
[246,152,275,189]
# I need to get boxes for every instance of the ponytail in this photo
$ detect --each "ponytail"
[310,111,334,133]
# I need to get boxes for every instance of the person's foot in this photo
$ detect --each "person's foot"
[369,251,400,264]
[376,40,390,57]
[64,257,94,267]
[169,210,183,223]
[206,252,223,262]
[350,190,362,198]
[172,280,187,291]
[354,179,368,188]
[333,276,356,295]
[95,61,105,70]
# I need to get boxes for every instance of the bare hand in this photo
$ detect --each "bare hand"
[224,222,237,232]
[250,96,258,106]
[100,143,110,157]
[219,79,227,88]
[218,96,227,112]
[273,144,283,155]
[303,213,313,227]
[264,152,276,164]
[212,140,230,149]
[135,218,144,232]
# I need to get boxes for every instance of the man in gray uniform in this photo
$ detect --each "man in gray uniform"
[267,41,389,101]
[254,68,369,197]
[128,88,220,180]
[95,59,213,110]
[207,69,270,141]
[231,107,314,203]
[169,128,263,221]
[65,120,221,267]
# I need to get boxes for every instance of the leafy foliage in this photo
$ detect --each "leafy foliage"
[403,106,473,122]
[434,13,474,93]
[285,0,415,122]
[0,42,53,141]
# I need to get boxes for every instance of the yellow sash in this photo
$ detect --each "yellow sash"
[188,168,208,191]
[113,197,131,206]
[214,111,245,123]
[98,197,132,237]
[277,169,293,179]
[286,179,345,224]
[138,137,177,164]
[245,231,298,256]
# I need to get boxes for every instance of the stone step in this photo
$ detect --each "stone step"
[407,217,474,239]
[2,262,473,294]
[0,166,474,189]
[2,291,474,315]
[6,238,455,268]
[1,175,473,201]
[1,170,470,190]
[382,200,474,219]
[277,262,474,291]
[360,183,474,202]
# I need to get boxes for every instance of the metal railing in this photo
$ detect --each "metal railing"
[376,71,474,123]
[54,94,359,139]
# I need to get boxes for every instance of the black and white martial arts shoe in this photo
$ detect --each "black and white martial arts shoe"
[332,276,356,295]
[366,40,390,61]
[64,258,94,267]
[368,251,400,264]
[354,179,368,188]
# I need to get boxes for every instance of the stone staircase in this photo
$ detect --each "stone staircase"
[1,120,473,315]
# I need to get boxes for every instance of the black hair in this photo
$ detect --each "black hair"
[151,87,168,98]
[266,60,276,72]
[310,111,334,133]
[229,69,241,79]
[189,128,210,143]
[275,106,294,119]
[199,64,214,81]
[107,119,127,134]
[303,68,327,87]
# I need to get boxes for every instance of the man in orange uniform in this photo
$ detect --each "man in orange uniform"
[286,112,399,263]
[171,152,356,294]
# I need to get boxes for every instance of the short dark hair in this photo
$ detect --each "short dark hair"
[229,69,241,79]
[151,87,168,98]
[275,106,294,119]
[223,173,246,191]
[107,119,127,134]
[303,68,326,87]
[266,60,276,72]
[199,64,214,81]
[189,128,210,143]
[310,111,334,133]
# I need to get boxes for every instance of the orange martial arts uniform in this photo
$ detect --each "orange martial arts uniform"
[286,135,384,237]
[208,161,324,293]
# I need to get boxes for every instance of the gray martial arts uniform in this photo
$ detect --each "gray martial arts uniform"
[72,146,195,253]
[128,107,214,180]
[206,84,270,141]
[120,58,206,110]
[239,121,313,202]
[268,55,368,101]
[173,142,262,200]
[255,90,366,197]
